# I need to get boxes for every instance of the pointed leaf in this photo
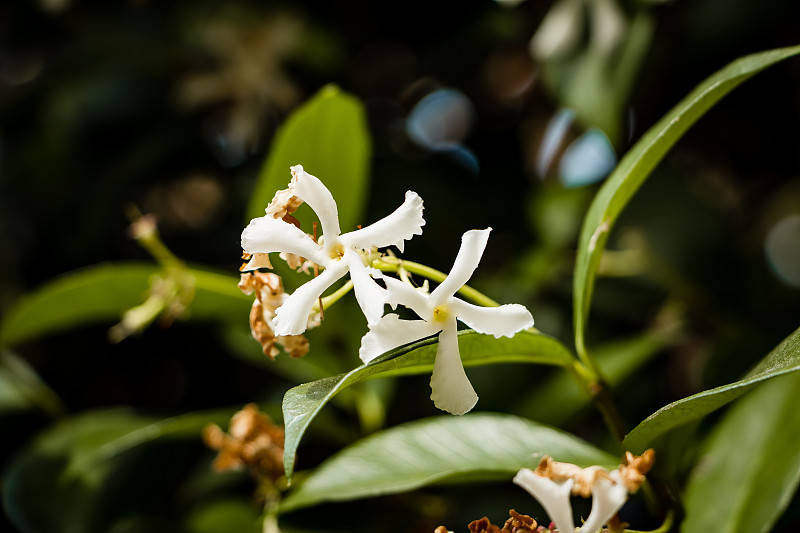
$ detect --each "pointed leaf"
[681,371,800,533]
[0,262,250,348]
[623,325,800,452]
[282,330,574,480]
[245,84,371,234]
[573,45,800,357]
[279,412,616,512]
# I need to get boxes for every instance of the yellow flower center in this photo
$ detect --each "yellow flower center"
[328,243,345,260]
[432,304,450,323]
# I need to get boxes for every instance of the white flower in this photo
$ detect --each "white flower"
[513,468,576,533]
[358,228,534,415]
[241,165,425,335]
[514,455,641,533]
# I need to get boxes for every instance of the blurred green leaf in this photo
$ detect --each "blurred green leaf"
[521,331,663,425]
[573,44,800,359]
[0,350,62,415]
[681,371,800,533]
[185,498,261,533]
[282,330,574,480]
[623,325,800,453]
[0,263,157,347]
[279,412,616,513]
[0,262,250,348]
[245,84,371,232]
[3,407,232,533]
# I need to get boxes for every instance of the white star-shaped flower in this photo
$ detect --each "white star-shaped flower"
[513,467,629,533]
[241,165,425,335]
[358,228,534,415]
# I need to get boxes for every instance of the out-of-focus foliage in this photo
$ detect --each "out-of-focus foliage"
[2,0,800,532]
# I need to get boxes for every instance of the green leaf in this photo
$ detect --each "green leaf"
[3,407,233,533]
[681,370,800,533]
[623,325,800,453]
[282,330,574,480]
[573,45,800,358]
[0,350,62,415]
[245,84,371,233]
[0,262,250,348]
[279,412,616,513]
[0,262,158,347]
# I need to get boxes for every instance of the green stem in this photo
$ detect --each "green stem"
[312,280,354,312]
[372,257,500,307]
[568,361,627,447]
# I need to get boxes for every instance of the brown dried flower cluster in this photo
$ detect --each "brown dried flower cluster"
[436,509,539,533]
[534,448,655,497]
[203,403,285,480]
[238,270,310,359]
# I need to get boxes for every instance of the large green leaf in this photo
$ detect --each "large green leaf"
[0,262,250,348]
[245,84,371,233]
[573,45,800,357]
[681,370,800,533]
[623,325,800,453]
[3,407,233,533]
[279,412,616,513]
[282,330,574,480]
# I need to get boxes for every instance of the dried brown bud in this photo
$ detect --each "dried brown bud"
[533,456,611,498]
[502,509,537,532]
[468,517,502,533]
[618,449,655,493]
[266,187,303,220]
[203,403,285,480]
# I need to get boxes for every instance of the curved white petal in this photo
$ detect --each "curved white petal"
[273,261,348,336]
[291,165,341,240]
[342,191,425,252]
[430,228,492,302]
[345,250,387,325]
[241,215,328,266]
[513,468,575,533]
[449,299,534,338]
[578,471,628,533]
[381,275,432,318]
[359,314,442,363]
[429,321,478,415]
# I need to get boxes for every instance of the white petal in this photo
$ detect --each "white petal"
[273,261,348,336]
[359,314,442,363]
[429,321,478,415]
[577,471,628,533]
[430,228,491,302]
[241,215,328,266]
[513,468,575,533]
[449,299,534,338]
[345,250,388,325]
[342,191,425,252]
[381,275,433,318]
[291,165,341,240]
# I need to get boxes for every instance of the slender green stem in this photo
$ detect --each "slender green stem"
[312,280,353,312]
[372,257,500,307]
[568,361,627,447]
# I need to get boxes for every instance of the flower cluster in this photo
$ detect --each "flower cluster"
[203,403,286,481]
[239,165,534,414]
[513,450,655,533]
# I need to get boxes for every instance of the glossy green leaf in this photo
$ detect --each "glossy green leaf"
[282,330,574,480]
[279,412,616,512]
[681,370,800,533]
[0,262,250,348]
[245,84,371,233]
[623,325,800,453]
[3,407,232,533]
[573,45,800,358]
[0,350,62,415]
